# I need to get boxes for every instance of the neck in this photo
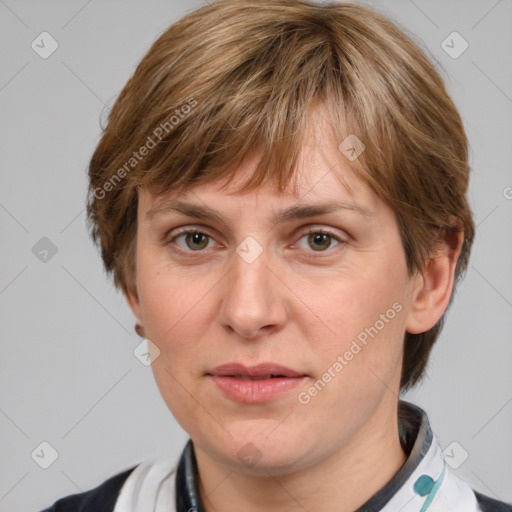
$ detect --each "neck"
[194,399,408,512]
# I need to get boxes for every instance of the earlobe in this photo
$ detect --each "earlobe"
[405,227,464,335]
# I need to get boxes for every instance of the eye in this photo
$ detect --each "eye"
[295,229,344,253]
[168,229,217,252]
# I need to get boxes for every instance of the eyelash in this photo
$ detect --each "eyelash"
[164,227,346,257]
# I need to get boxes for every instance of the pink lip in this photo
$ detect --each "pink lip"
[207,363,308,404]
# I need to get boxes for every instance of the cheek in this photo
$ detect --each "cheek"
[319,270,406,335]
[137,251,212,337]
[138,268,212,436]
[308,259,409,378]
[135,258,213,396]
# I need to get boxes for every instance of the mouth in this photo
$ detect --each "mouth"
[207,362,307,378]
[206,363,308,404]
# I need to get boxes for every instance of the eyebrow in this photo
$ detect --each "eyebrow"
[145,199,374,226]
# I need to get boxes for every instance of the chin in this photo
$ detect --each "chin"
[210,427,314,476]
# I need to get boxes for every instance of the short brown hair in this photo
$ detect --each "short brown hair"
[86,0,474,392]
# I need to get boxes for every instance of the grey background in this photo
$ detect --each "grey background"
[0,0,510,510]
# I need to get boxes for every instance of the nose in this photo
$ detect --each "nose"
[218,245,288,340]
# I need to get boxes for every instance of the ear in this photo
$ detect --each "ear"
[124,285,143,326]
[405,225,464,335]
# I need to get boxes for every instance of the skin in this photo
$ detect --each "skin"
[126,114,463,511]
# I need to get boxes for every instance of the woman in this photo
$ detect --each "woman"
[41,0,511,510]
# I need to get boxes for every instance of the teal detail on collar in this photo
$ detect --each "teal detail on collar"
[417,465,447,512]
[414,475,435,496]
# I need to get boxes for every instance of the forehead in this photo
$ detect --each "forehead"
[140,122,380,218]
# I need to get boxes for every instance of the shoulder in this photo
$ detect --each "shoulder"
[38,465,138,512]
[474,490,512,512]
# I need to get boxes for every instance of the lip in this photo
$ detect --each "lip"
[208,362,306,378]
[207,363,308,404]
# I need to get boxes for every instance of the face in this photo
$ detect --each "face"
[127,119,423,476]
